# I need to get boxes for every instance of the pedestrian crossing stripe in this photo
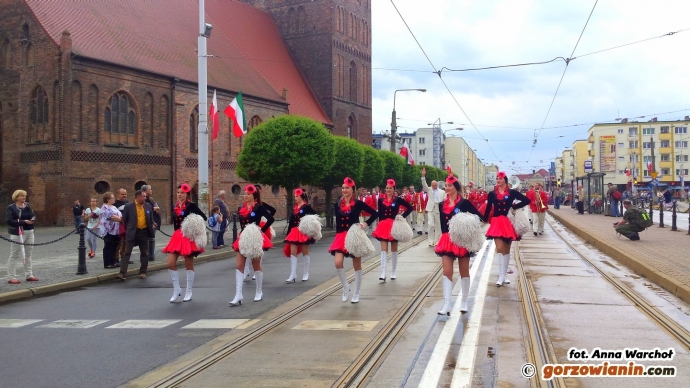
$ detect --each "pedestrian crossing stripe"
[292,320,379,332]
[0,318,263,329]
[0,319,43,328]
[181,319,249,329]
[106,320,181,329]
[39,320,109,329]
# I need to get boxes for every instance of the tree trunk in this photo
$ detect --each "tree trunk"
[324,186,334,229]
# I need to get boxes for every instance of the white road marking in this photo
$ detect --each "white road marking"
[182,319,249,330]
[0,319,43,328]
[39,320,109,329]
[292,320,379,332]
[106,320,181,329]
[419,240,493,386]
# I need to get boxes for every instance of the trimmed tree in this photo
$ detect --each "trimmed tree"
[378,150,406,187]
[237,115,335,217]
[316,136,365,226]
[359,145,385,190]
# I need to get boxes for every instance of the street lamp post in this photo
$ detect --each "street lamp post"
[391,89,426,152]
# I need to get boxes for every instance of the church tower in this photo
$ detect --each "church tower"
[240,0,372,146]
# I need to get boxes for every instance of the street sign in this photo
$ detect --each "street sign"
[650,179,658,186]
[584,160,593,173]
[650,171,658,179]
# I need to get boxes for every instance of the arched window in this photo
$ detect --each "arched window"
[189,105,198,152]
[52,81,59,141]
[297,7,306,32]
[340,55,345,98]
[22,24,29,40]
[248,115,262,129]
[71,81,82,142]
[288,8,296,32]
[1,38,10,69]
[349,13,354,38]
[349,61,357,103]
[88,84,99,144]
[29,86,49,143]
[25,43,34,67]
[104,91,137,145]
[143,93,153,148]
[347,114,356,139]
[159,95,170,149]
[334,54,341,97]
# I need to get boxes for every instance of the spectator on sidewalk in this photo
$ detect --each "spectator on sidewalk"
[607,183,621,217]
[142,185,161,260]
[214,190,229,248]
[613,200,644,241]
[552,186,562,209]
[84,197,101,258]
[99,192,122,269]
[209,206,223,249]
[5,190,38,284]
[113,188,129,266]
[576,185,585,214]
[72,199,85,230]
[116,190,155,280]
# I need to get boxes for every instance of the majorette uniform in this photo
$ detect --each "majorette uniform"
[371,196,413,241]
[435,194,485,315]
[232,202,275,252]
[328,197,378,258]
[484,182,530,287]
[283,201,317,282]
[243,202,276,280]
[162,201,207,257]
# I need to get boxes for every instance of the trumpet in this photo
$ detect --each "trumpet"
[535,189,547,209]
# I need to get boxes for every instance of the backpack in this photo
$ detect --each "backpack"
[628,207,652,229]
[612,190,622,200]
[208,215,217,228]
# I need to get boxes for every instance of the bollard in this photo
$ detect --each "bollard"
[659,198,665,228]
[671,201,678,231]
[620,200,624,216]
[232,213,238,243]
[649,198,654,222]
[148,237,155,261]
[76,223,88,275]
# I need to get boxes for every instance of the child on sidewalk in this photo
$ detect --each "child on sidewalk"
[208,206,223,249]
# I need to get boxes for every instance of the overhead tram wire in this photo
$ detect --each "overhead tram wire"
[389,0,502,162]
[527,0,599,163]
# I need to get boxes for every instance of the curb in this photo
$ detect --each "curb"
[548,210,690,305]
[0,250,234,304]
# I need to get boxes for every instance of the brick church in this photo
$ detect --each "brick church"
[0,0,372,224]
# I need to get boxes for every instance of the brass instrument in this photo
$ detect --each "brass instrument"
[535,188,547,209]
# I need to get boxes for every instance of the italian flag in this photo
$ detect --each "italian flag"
[210,90,220,140]
[399,145,415,165]
[224,92,246,137]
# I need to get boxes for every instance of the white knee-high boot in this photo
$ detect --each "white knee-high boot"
[503,254,511,285]
[460,277,470,313]
[286,255,297,283]
[229,269,244,306]
[391,251,398,279]
[350,270,363,303]
[438,276,453,316]
[183,270,194,302]
[244,260,251,281]
[337,268,350,302]
[302,255,310,281]
[169,269,181,303]
[252,256,262,280]
[254,271,263,301]
[496,253,506,286]
[379,251,387,281]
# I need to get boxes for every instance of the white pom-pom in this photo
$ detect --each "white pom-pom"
[391,215,413,242]
[449,212,484,253]
[181,214,207,249]
[345,224,375,258]
[298,214,323,240]
[508,208,531,236]
[238,223,264,259]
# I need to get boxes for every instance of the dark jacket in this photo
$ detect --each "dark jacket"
[287,204,317,234]
[333,197,378,233]
[121,202,156,241]
[236,203,275,232]
[484,189,530,219]
[377,196,413,220]
[438,198,485,234]
[5,203,36,235]
[144,197,162,229]
[172,202,207,231]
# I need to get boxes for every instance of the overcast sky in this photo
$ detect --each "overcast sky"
[371,0,690,175]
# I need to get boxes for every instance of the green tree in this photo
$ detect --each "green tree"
[237,115,335,216]
[316,136,365,224]
[401,163,421,188]
[359,146,385,190]
[379,150,405,187]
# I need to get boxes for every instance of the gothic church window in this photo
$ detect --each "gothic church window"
[160,95,170,149]
[143,93,154,148]
[29,86,49,143]
[71,81,82,142]
[1,38,10,68]
[297,7,306,32]
[288,8,296,32]
[88,84,99,144]
[189,105,198,152]
[104,91,137,146]
[349,61,357,103]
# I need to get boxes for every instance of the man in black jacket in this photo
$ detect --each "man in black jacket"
[116,190,155,280]
[142,185,161,260]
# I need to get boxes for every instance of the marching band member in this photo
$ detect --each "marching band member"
[525,184,535,225]
[527,183,549,236]
[372,178,414,281]
[413,184,428,235]
[406,185,417,230]
[283,188,317,282]
[328,177,378,303]
[229,184,275,306]
[163,183,207,303]
[435,175,485,315]
[484,172,530,286]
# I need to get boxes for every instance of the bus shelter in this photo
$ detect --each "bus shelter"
[574,172,606,214]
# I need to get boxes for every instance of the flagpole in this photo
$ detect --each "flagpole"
[197,0,209,216]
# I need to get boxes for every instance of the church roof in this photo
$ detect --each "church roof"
[25,0,331,124]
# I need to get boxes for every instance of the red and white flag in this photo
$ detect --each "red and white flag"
[647,161,653,173]
[625,167,631,177]
[446,163,452,174]
[224,92,246,137]
[210,90,220,140]
[399,145,415,165]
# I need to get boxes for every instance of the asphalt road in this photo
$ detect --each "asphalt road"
[0,236,359,388]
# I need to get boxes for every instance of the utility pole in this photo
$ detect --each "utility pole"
[197,0,210,215]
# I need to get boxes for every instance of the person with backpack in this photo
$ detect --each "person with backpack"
[613,200,649,241]
[208,206,223,249]
[607,183,622,217]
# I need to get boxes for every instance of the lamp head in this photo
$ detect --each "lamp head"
[202,23,213,38]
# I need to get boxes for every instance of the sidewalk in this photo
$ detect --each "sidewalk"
[548,206,690,304]
[0,219,314,303]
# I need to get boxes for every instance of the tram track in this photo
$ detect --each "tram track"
[547,217,690,351]
[149,235,428,388]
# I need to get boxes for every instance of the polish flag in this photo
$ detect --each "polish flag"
[446,163,452,174]
[625,167,631,177]
[400,145,415,165]
[647,161,653,173]
[224,92,246,137]
[210,90,220,140]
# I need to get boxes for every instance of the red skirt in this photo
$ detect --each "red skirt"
[372,218,395,241]
[282,228,315,257]
[329,231,354,258]
[485,215,520,241]
[162,229,204,257]
[434,233,470,259]
[232,230,273,252]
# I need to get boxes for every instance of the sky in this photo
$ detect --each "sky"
[371,0,690,175]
